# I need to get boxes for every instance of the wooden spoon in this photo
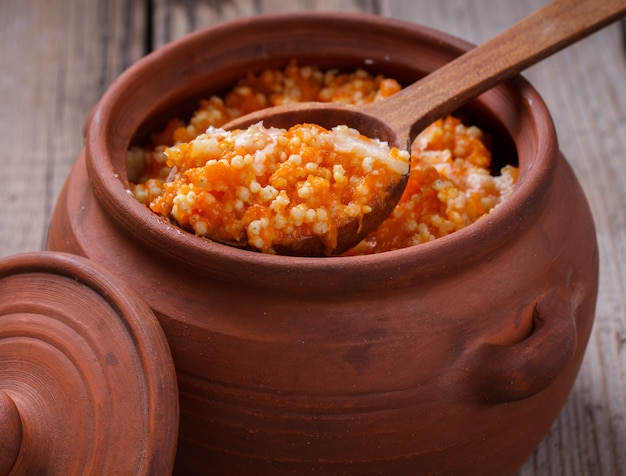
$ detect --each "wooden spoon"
[222,0,626,256]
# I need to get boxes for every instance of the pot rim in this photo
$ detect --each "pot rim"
[85,11,557,289]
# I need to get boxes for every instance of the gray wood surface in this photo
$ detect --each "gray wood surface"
[1,1,624,474]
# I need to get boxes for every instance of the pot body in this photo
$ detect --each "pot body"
[47,13,598,476]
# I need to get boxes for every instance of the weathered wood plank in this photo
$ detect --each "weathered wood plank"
[0,0,147,257]
[152,0,383,46]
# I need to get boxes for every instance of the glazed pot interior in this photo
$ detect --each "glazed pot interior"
[85,12,557,291]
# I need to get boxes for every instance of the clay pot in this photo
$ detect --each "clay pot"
[46,12,598,475]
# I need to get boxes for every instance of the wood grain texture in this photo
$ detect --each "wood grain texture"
[152,0,384,47]
[1,1,625,474]
[0,0,147,256]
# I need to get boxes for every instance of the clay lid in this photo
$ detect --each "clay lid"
[0,252,178,474]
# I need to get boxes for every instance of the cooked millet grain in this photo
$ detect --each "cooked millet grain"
[128,61,518,255]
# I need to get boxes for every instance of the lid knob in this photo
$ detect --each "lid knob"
[0,390,21,474]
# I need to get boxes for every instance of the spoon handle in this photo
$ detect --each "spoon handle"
[372,0,626,148]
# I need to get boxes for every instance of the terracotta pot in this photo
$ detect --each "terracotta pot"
[46,12,598,475]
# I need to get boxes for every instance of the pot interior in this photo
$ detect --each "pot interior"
[85,12,556,288]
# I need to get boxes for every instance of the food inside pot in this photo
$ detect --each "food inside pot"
[127,61,518,255]
[148,122,410,255]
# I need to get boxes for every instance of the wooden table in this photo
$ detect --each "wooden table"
[1,1,625,474]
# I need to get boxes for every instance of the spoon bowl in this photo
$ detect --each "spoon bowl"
[211,104,408,256]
